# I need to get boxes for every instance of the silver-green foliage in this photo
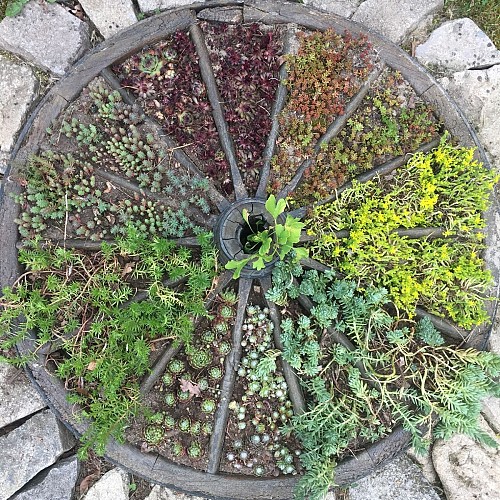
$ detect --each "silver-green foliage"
[269,262,500,500]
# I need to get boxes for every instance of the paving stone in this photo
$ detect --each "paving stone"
[0,1,90,76]
[347,455,441,500]
[0,364,45,429]
[79,0,137,39]
[432,416,500,500]
[439,65,500,165]
[415,18,500,73]
[406,448,440,485]
[482,396,500,435]
[0,409,76,500]
[11,456,79,500]
[302,0,362,18]
[83,468,129,500]
[145,485,205,500]
[352,0,443,43]
[138,0,202,13]
[0,55,38,175]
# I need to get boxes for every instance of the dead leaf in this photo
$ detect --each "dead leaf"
[103,181,113,194]
[87,361,97,371]
[79,473,99,496]
[121,262,135,277]
[179,378,201,397]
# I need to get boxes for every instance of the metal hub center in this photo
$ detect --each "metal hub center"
[214,198,277,278]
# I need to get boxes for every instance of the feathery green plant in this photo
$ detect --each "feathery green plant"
[0,228,218,457]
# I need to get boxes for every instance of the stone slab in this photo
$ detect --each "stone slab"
[138,0,203,13]
[352,0,443,43]
[482,396,500,434]
[79,0,137,39]
[11,456,79,500]
[145,485,205,500]
[83,468,129,500]
[439,65,500,165]
[347,455,441,500]
[432,417,500,500]
[0,364,45,429]
[0,1,90,76]
[302,0,362,18]
[0,55,38,174]
[415,18,500,73]
[0,409,76,500]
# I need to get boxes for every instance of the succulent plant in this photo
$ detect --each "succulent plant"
[201,330,215,344]
[217,340,232,356]
[201,398,217,414]
[170,439,184,456]
[187,441,203,458]
[164,415,175,430]
[164,392,176,407]
[197,377,209,391]
[186,421,199,436]
[188,348,213,370]
[162,371,174,386]
[144,425,165,445]
[168,359,184,374]
[208,366,223,381]
[149,412,164,424]
[178,417,191,433]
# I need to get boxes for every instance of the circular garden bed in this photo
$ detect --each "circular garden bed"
[1,2,499,500]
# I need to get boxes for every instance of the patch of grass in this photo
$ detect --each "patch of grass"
[444,0,500,47]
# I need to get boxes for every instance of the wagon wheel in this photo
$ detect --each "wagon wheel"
[0,1,495,499]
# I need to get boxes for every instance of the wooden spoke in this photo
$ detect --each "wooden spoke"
[259,276,305,415]
[189,23,248,201]
[207,277,252,473]
[255,28,295,199]
[140,270,234,395]
[277,66,383,200]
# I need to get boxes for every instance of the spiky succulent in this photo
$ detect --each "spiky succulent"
[168,359,184,374]
[178,417,191,432]
[188,348,213,370]
[209,366,223,381]
[164,392,176,407]
[144,425,165,445]
[162,371,174,386]
[164,415,175,429]
[170,439,184,456]
[201,398,217,414]
[187,441,203,458]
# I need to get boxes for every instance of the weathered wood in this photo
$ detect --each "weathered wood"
[197,6,243,23]
[2,3,492,497]
[256,28,294,199]
[259,276,306,415]
[54,11,196,103]
[415,307,470,342]
[277,65,384,200]
[207,277,252,474]
[190,23,248,201]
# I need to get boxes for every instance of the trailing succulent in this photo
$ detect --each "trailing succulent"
[266,261,500,500]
